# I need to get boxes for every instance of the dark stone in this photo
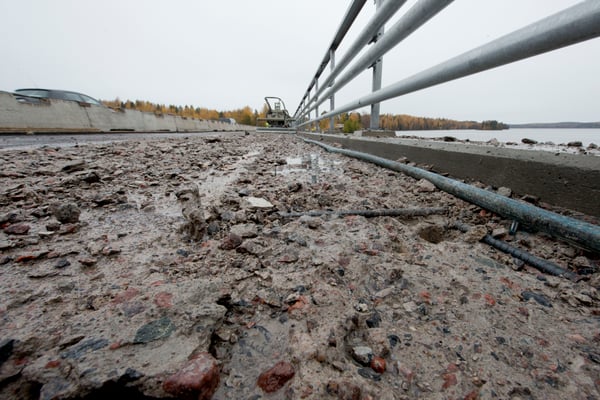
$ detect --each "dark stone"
[46,222,61,231]
[61,160,86,173]
[60,338,109,360]
[521,291,552,307]
[257,361,295,393]
[133,317,175,344]
[443,136,457,142]
[586,351,600,364]
[567,141,583,147]
[521,138,538,145]
[388,334,400,348]
[366,312,381,328]
[294,285,307,294]
[357,367,381,381]
[176,249,190,257]
[55,259,71,269]
[0,212,22,224]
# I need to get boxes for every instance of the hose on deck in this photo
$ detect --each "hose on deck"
[303,137,600,254]
[451,222,578,280]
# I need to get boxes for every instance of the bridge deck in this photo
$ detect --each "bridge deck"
[0,131,598,399]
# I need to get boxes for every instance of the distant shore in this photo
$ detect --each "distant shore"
[509,122,600,129]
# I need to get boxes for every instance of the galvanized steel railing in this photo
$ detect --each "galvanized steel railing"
[294,0,600,131]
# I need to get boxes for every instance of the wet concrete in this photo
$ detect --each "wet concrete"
[300,132,600,217]
[0,132,599,400]
[0,131,241,151]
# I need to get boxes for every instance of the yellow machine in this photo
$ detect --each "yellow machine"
[257,97,295,128]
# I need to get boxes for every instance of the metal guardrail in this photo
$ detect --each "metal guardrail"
[293,0,600,131]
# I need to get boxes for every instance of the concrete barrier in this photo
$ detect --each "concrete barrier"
[0,91,251,133]
[301,132,600,217]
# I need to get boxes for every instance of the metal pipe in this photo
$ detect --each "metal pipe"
[301,0,453,122]
[315,79,319,132]
[301,0,600,126]
[296,0,408,118]
[451,222,577,280]
[302,138,600,253]
[293,0,368,118]
[329,49,336,133]
[370,0,385,130]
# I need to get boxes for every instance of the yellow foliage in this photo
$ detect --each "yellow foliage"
[100,98,260,125]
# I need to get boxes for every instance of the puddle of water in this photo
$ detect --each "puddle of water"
[275,153,343,183]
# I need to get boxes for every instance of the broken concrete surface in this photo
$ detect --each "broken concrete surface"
[0,132,599,399]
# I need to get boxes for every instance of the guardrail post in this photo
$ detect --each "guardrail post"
[370,0,384,130]
[315,79,320,132]
[306,93,311,132]
[329,49,336,133]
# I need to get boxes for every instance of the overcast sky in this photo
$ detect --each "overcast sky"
[1,0,598,124]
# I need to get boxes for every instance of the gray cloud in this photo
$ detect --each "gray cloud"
[1,0,597,123]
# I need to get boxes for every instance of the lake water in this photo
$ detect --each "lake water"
[395,128,600,147]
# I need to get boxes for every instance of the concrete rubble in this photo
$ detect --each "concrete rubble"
[0,132,599,399]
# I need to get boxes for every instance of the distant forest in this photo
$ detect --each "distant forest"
[101,98,259,126]
[336,113,508,133]
[101,98,508,131]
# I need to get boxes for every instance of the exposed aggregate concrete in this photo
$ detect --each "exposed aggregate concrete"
[0,132,599,399]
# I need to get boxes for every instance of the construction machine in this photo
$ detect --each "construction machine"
[257,97,295,129]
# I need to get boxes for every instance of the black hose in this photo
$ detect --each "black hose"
[302,138,600,253]
[279,207,446,219]
[452,221,577,280]
[482,235,577,280]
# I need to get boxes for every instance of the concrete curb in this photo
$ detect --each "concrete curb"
[300,132,600,217]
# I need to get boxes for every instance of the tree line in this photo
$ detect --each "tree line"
[101,98,507,131]
[322,112,508,133]
[101,98,262,126]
